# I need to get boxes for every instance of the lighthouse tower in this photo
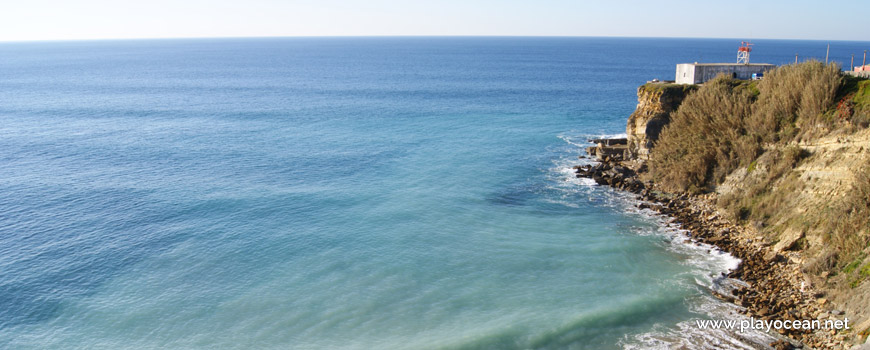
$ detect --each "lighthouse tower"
[737,41,753,64]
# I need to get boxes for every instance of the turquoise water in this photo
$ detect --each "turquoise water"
[1,37,867,349]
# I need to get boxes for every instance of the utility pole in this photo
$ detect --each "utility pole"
[825,44,830,64]
[795,53,798,64]
[852,54,855,71]
[864,50,867,69]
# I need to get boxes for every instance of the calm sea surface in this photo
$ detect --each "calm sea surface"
[1,37,868,349]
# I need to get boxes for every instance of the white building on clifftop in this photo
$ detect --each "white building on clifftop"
[675,63,776,84]
[676,42,776,84]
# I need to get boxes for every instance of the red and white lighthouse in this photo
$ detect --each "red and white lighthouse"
[737,41,753,64]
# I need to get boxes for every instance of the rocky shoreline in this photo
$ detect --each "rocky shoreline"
[575,157,861,350]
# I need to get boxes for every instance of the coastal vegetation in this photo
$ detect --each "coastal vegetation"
[647,75,757,194]
[647,60,870,295]
[649,61,848,194]
[574,61,868,346]
[575,57,870,347]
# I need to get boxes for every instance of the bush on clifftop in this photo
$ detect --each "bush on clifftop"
[648,75,757,193]
[649,61,848,194]
[748,60,843,141]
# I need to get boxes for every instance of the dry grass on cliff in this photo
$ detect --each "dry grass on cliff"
[839,77,870,129]
[717,145,807,224]
[649,75,758,193]
[748,60,843,142]
[812,159,870,287]
[649,61,847,194]
[652,62,870,285]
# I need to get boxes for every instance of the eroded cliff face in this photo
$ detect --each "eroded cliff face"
[716,130,870,335]
[616,74,870,345]
[625,83,694,160]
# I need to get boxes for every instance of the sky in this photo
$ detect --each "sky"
[0,0,866,42]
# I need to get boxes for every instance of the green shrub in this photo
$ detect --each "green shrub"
[846,78,870,108]
[748,60,843,141]
[646,63,870,281]
[648,61,845,193]
[823,159,870,271]
[649,75,757,193]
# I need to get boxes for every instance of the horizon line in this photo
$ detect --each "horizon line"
[1,34,869,44]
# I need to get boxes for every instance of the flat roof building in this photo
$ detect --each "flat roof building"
[676,63,776,85]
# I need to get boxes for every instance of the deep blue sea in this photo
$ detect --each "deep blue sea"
[1,37,868,350]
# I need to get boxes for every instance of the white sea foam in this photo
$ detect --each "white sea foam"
[596,132,628,139]
[556,132,627,149]
[618,197,779,349]
[544,135,598,190]
[553,132,776,349]
[556,165,597,186]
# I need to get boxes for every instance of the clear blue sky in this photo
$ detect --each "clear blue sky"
[1,0,866,42]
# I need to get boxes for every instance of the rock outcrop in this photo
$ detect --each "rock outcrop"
[576,154,863,350]
[625,83,695,159]
[580,75,870,348]
[585,137,627,162]
[716,129,870,345]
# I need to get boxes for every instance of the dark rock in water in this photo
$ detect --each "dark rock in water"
[587,138,628,146]
[586,138,628,161]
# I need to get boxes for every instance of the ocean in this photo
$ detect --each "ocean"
[1,37,867,349]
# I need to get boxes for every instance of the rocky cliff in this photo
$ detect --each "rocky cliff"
[603,67,870,348]
[625,83,695,159]
[716,129,870,344]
